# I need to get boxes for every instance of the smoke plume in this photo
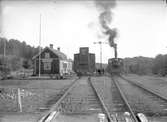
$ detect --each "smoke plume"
[95,0,117,47]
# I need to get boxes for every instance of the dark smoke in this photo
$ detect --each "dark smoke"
[95,0,117,47]
[105,28,117,47]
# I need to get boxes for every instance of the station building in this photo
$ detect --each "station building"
[32,44,73,76]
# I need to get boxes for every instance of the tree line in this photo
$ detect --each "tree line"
[152,54,167,76]
[123,55,167,76]
[0,37,39,73]
[0,37,167,76]
[123,56,154,75]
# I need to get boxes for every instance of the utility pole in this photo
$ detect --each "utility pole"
[164,0,167,4]
[93,41,108,70]
[3,39,6,58]
[3,38,6,79]
[38,14,42,78]
[17,88,22,112]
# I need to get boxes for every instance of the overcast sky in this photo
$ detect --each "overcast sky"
[0,0,167,63]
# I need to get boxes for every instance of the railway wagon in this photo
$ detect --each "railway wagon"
[107,58,123,75]
[74,47,95,76]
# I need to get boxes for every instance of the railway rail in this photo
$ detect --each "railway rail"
[88,77,113,122]
[38,77,80,122]
[117,75,167,117]
[120,75,167,102]
[39,75,167,122]
[38,76,113,122]
[91,76,139,122]
[111,77,139,122]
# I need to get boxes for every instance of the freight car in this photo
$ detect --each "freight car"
[74,47,95,76]
[107,58,123,75]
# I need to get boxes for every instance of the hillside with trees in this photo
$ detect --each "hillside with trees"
[123,55,167,76]
[123,56,154,75]
[152,54,167,76]
[1,37,167,77]
[0,37,39,75]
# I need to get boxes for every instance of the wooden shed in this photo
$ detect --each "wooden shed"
[32,44,73,76]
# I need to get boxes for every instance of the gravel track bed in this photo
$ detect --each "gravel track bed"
[56,77,102,114]
[123,74,167,98]
[117,77,167,116]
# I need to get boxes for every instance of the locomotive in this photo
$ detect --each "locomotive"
[73,47,95,76]
[107,58,123,75]
[107,43,123,75]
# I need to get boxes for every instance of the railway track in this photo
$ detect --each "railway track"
[38,76,111,122]
[38,77,80,122]
[117,75,167,117]
[39,75,167,122]
[91,76,139,122]
[120,75,167,102]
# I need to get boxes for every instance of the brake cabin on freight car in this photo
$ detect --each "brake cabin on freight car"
[32,44,73,77]
[74,47,95,75]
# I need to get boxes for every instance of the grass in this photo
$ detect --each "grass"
[0,113,40,122]
[0,78,76,113]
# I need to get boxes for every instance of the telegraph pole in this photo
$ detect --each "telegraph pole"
[3,38,6,79]
[93,41,108,70]
[3,39,6,58]
[38,14,42,78]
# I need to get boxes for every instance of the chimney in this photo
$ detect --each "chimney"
[50,44,53,49]
[57,47,60,51]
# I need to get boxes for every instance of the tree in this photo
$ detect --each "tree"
[152,54,167,76]
[22,60,30,69]
[0,37,38,71]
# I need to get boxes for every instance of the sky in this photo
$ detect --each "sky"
[0,0,167,63]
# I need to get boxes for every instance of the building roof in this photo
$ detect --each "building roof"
[32,47,67,60]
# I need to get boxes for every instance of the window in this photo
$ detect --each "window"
[44,62,51,70]
[45,53,50,58]
[63,63,67,69]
